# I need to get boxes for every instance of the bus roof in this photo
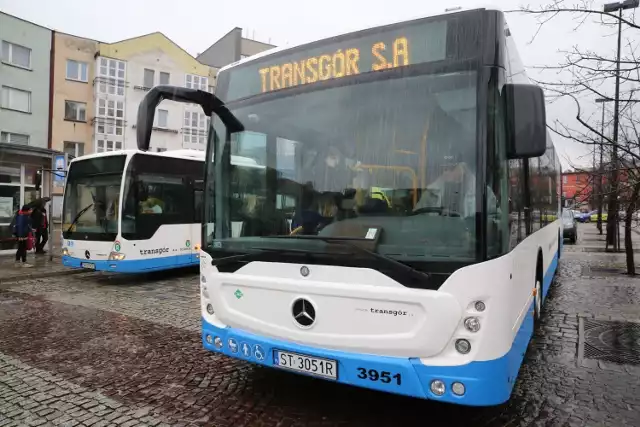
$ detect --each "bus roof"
[218,5,502,74]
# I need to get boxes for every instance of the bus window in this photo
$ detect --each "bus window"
[121,154,198,241]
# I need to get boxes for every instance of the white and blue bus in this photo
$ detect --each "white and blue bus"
[136,7,561,406]
[61,149,261,273]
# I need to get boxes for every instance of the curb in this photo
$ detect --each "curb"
[0,267,92,287]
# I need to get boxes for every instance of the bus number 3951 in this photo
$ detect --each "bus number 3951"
[357,368,402,385]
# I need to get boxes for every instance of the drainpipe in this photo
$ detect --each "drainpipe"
[47,31,56,150]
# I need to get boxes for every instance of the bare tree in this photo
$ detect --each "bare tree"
[513,0,640,273]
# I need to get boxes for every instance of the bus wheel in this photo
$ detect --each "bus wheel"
[534,279,543,324]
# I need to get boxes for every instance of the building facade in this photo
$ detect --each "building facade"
[50,32,99,197]
[94,32,213,153]
[562,170,594,210]
[0,12,56,252]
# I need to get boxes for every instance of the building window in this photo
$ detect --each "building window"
[157,109,168,127]
[64,100,87,122]
[63,141,85,158]
[562,176,567,184]
[144,68,155,88]
[1,41,31,69]
[185,74,208,90]
[183,111,208,144]
[97,57,126,96]
[96,99,124,136]
[0,86,31,113]
[0,131,30,145]
[66,60,89,82]
[159,72,170,85]
[96,139,123,153]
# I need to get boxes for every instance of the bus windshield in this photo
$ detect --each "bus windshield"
[208,69,480,261]
[62,155,125,241]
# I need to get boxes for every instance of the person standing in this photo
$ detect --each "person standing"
[31,204,49,254]
[13,205,33,267]
[37,205,49,253]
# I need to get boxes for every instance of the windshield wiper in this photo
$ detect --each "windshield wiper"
[65,203,94,234]
[269,235,431,282]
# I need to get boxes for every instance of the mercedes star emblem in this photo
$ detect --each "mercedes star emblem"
[300,266,310,277]
[292,298,316,328]
[84,250,91,260]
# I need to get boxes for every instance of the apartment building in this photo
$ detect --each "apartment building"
[0,12,56,252]
[94,32,212,153]
[50,32,99,176]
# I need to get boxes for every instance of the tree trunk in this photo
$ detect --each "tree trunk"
[624,183,640,276]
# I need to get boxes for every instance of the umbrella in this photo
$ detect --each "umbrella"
[25,197,51,209]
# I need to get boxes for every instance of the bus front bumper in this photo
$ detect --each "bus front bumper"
[201,317,526,406]
[61,255,196,273]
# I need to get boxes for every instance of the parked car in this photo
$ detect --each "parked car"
[576,210,595,223]
[563,209,577,243]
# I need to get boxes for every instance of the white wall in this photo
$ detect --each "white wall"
[124,50,208,152]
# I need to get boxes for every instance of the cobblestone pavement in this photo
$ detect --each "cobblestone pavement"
[1,224,639,426]
[0,254,80,285]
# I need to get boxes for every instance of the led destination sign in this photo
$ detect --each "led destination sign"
[223,19,449,101]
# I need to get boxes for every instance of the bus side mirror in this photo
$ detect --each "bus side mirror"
[504,83,547,159]
[136,85,244,152]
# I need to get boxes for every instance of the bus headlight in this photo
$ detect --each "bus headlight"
[455,339,471,354]
[206,304,215,315]
[463,317,481,333]
[62,248,69,256]
[474,301,486,312]
[108,252,126,261]
[451,382,466,396]
[430,380,446,396]
[202,286,210,299]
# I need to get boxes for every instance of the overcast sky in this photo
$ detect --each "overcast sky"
[1,0,631,170]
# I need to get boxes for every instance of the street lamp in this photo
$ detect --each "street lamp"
[601,0,638,251]
[595,97,613,234]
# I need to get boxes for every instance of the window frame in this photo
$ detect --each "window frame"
[143,68,155,88]
[64,100,88,122]
[0,131,30,145]
[63,141,85,158]
[66,59,89,82]
[1,40,32,69]
[97,57,126,96]
[159,71,170,85]
[0,86,32,113]
[157,109,169,128]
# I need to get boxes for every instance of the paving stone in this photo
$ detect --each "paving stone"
[0,354,167,427]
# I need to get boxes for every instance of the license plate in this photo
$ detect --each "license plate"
[274,350,338,380]
[80,262,95,270]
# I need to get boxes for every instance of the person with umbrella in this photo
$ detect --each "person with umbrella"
[27,197,51,254]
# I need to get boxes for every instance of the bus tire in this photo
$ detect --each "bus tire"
[558,233,561,259]
[534,278,542,325]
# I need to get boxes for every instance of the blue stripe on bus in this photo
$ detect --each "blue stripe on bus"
[201,250,559,406]
[62,254,198,273]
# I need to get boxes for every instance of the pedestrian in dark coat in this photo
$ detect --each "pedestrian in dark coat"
[13,205,33,267]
